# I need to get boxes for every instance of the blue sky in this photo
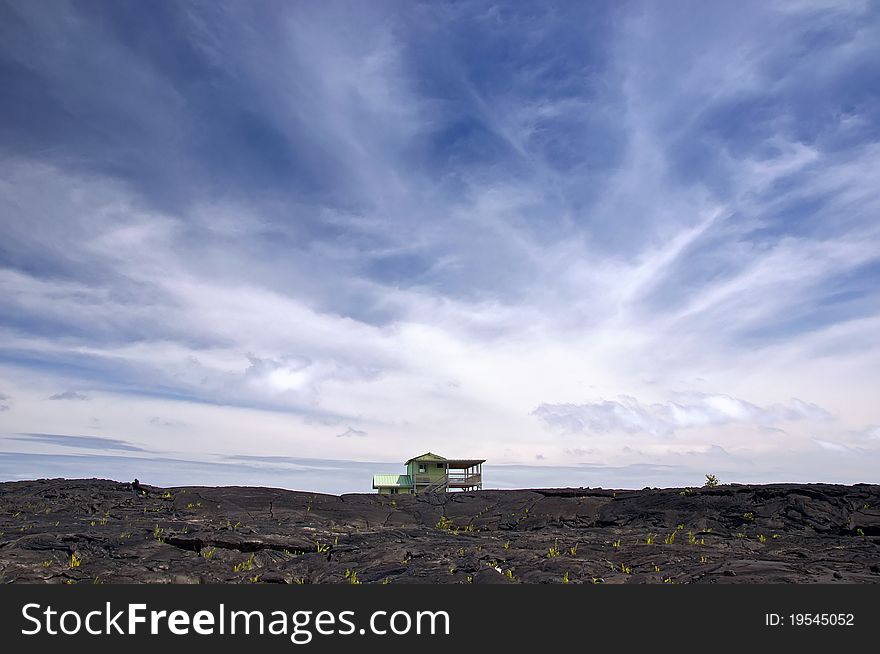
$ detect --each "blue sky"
[1,0,879,492]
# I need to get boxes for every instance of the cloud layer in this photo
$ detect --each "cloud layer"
[534,394,831,436]
[1,1,879,489]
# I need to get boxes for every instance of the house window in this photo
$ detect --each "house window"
[418,464,427,473]
[437,463,445,469]
[390,488,398,495]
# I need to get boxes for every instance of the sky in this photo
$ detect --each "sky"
[1,0,879,493]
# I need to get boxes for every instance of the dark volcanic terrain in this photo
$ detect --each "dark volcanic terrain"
[1,479,878,583]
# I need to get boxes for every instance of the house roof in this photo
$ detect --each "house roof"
[405,452,447,464]
[372,474,413,488]
[445,459,486,468]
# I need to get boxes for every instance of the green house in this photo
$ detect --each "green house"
[372,452,485,495]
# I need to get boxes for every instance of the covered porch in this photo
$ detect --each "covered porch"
[444,459,484,491]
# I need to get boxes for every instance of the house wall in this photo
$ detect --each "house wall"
[406,459,447,483]
[377,486,412,495]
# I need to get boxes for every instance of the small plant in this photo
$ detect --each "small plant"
[663,576,673,583]
[466,575,473,584]
[449,566,456,575]
[89,521,96,527]
[700,555,708,564]
[41,560,52,568]
[562,571,570,584]
[382,577,390,585]
[619,563,632,574]
[248,575,260,583]
[294,577,306,585]
[504,569,515,580]
[612,538,621,548]
[344,569,361,584]
[99,515,108,526]
[69,553,82,568]
[316,541,330,554]
[757,534,767,543]
[502,541,510,550]
[201,546,216,560]
[569,543,578,556]
[653,564,661,573]
[687,531,697,545]
[704,474,719,488]
[457,547,465,556]
[735,532,746,539]
[679,488,694,496]
[664,532,676,545]
[547,540,562,558]
[856,528,865,537]
[153,524,164,542]
[676,524,684,531]
[161,491,173,499]
[863,503,871,510]
[591,577,602,584]
[646,534,656,545]
[772,534,780,539]
[743,512,754,522]
[233,555,255,573]
[435,515,454,530]
[389,499,396,507]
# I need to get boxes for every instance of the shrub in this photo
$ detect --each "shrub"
[704,474,719,488]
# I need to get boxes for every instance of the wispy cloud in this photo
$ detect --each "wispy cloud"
[10,433,146,453]
[336,427,368,439]
[48,390,89,401]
